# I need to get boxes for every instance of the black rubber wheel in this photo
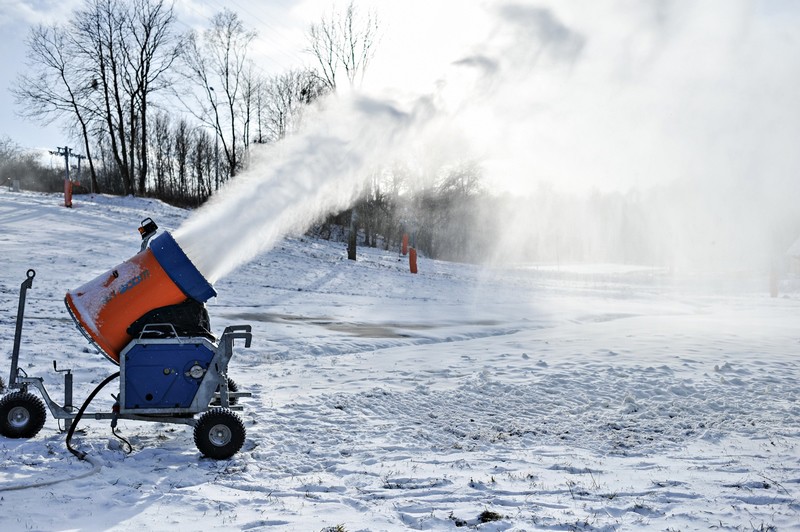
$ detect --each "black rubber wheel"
[0,391,47,439]
[210,377,239,406]
[194,408,245,459]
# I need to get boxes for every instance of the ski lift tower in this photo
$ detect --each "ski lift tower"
[50,146,85,208]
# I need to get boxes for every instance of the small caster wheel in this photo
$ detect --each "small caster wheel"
[0,392,47,439]
[194,408,245,459]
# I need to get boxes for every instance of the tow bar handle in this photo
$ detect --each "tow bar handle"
[9,269,35,390]
[222,325,252,348]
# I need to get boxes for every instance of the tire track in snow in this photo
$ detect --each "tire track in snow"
[223,356,800,527]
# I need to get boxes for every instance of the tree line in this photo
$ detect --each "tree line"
[10,0,485,260]
[13,0,330,204]
[0,137,63,192]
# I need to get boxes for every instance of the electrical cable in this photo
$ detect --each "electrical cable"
[0,454,103,492]
[0,373,119,492]
[112,425,133,454]
[66,371,120,460]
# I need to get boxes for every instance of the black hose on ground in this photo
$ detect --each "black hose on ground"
[66,372,120,460]
[0,454,103,492]
[0,373,120,492]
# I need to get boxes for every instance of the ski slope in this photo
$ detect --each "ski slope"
[1,189,798,531]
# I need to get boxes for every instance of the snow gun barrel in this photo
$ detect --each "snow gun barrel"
[64,228,216,365]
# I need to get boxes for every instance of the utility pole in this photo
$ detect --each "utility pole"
[74,152,88,193]
[50,146,85,208]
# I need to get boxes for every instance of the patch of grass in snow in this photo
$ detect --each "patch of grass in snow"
[478,509,503,523]
[320,525,348,532]
[448,509,504,527]
[562,469,622,504]
[448,511,468,527]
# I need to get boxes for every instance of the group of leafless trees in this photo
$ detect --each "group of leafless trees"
[12,0,332,205]
[9,0,487,260]
[0,137,62,192]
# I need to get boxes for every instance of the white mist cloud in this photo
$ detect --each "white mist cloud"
[176,0,800,278]
[173,94,438,282]
[363,0,799,198]
[428,0,800,269]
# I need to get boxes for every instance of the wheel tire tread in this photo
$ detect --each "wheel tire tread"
[194,408,245,459]
[0,391,47,439]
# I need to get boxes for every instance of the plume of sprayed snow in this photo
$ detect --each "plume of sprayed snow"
[176,0,800,282]
[174,95,437,283]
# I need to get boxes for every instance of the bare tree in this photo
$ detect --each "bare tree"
[308,0,379,92]
[438,161,483,198]
[260,69,328,142]
[174,118,190,199]
[308,1,380,260]
[12,23,101,192]
[181,9,257,182]
[252,74,269,145]
[122,0,182,194]
[338,1,379,88]
[151,111,171,195]
[240,64,259,154]
[190,128,214,202]
[71,0,134,193]
[308,12,338,90]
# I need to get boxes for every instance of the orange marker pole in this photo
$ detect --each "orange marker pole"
[401,234,409,256]
[64,178,73,208]
[409,247,418,274]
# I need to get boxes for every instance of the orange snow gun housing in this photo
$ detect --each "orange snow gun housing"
[65,228,216,364]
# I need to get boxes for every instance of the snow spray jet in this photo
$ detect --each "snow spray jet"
[173,95,438,284]
[168,3,589,282]
[178,0,800,280]
[168,9,521,284]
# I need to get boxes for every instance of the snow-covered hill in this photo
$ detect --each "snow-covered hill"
[1,189,798,530]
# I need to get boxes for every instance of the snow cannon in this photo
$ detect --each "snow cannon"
[65,222,216,364]
[2,219,254,460]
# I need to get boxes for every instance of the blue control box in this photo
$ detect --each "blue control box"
[123,342,215,410]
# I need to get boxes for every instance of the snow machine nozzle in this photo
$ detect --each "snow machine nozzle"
[64,222,216,364]
[138,217,159,251]
[138,217,158,240]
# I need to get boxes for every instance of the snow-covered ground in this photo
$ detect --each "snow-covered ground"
[1,188,798,531]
